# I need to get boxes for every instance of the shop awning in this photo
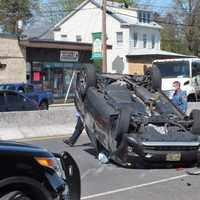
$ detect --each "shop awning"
[20,39,112,51]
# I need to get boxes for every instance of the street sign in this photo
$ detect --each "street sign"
[60,51,79,62]
[91,32,102,60]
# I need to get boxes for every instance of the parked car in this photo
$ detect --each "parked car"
[74,65,200,167]
[153,58,200,101]
[0,90,39,112]
[0,141,80,200]
[0,83,53,110]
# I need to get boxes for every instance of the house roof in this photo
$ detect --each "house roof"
[126,49,195,58]
[53,0,161,30]
[23,20,55,40]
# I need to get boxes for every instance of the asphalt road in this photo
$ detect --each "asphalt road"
[26,135,200,200]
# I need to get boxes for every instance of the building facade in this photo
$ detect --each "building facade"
[52,0,161,74]
[0,34,26,83]
[20,39,93,99]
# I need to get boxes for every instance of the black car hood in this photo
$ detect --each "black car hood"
[0,141,51,156]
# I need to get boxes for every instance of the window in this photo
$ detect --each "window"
[147,12,151,23]
[138,11,142,22]
[76,35,82,42]
[0,84,16,90]
[60,34,68,41]
[192,62,200,77]
[18,86,25,93]
[24,85,34,93]
[154,61,190,78]
[143,34,147,48]
[61,34,67,38]
[134,32,138,48]
[151,34,155,49]
[143,12,146,23]
[138,11,151,23]
[116,32,123,45]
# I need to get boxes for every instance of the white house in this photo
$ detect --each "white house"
[52,0,187,74]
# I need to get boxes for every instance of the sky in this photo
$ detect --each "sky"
[41,0,173,8]
[137,0,173,13]
[40,0,174,14]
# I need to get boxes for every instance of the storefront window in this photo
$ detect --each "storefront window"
[31,61,81,99]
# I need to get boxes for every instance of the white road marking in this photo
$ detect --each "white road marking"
[81,170,200,200]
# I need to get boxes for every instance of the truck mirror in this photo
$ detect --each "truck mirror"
[184,80,190,85]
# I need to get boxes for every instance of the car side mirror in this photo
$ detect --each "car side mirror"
[18,90,24,93]
[184,80,190,85]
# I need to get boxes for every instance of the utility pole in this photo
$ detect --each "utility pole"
[102,0,107,73]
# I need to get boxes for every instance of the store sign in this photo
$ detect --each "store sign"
[60,51,79,62]
[91,32,102,60]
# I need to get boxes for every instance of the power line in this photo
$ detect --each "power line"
[1,3,200,28]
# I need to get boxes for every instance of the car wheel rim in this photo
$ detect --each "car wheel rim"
[80,71,87,91]
[77,70,87,96]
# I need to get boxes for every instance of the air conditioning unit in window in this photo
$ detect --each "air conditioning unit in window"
[0,62,6,69]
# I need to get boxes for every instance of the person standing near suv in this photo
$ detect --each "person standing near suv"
[172,81,188,113]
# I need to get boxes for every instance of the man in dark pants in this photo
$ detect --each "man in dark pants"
[63,112,84,146]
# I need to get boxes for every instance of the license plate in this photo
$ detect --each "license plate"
[166,153,181,161]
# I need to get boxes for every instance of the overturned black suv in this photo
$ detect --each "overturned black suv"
[75,65,200,167]
[0,141,80,200]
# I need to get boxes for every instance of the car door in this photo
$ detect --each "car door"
[58,152,81,200]
[5,91,25,111]
[0,92,6,112]
[23,97,39,111]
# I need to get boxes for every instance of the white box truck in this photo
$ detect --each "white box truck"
[153,58,200,101]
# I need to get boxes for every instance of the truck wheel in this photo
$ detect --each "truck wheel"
[39,101,48,110]
[190,109,200,135]
[144,67,161,91]
[1,191,32,200]
[76,65,96,99]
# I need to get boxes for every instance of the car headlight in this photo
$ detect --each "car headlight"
[34,157,63,178]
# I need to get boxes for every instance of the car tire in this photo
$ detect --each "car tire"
[76,65,96,99]
[144,66,161,91]
[1,191,32,200]
[39,101,48,110]
[190,109,200,135]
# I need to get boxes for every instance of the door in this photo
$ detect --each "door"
[53,70,64,98]
[5,91,24,111]
[60,152,81,200]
